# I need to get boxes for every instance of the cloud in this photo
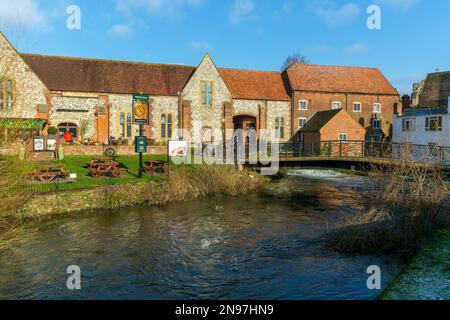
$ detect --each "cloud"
[116,0,204,19]
[316,3,361,26]
[229,0,257,26]
[107,24,133,38]
[374,0,420,10]
[345,43,368,55]
[188,41,213,52]
[0,0,49,30]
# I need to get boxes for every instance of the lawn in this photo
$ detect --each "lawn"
[22,154,171,193]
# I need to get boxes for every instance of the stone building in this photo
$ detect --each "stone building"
[417,71,450,108]
[0,32,400,148]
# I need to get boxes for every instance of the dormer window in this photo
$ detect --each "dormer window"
[201,81,213,106]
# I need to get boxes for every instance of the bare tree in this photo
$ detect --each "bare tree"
[281,53,309,71]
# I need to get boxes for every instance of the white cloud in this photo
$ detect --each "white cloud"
[316,3,361,26]
[0,0,49,30]
[188,41,213,52]
[116,0,204,19]
[229,0,256,26]
[374,0,420,10]
[345,43,368,55]
[107,24,133,38]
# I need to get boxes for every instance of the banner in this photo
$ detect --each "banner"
[168,140,188,158]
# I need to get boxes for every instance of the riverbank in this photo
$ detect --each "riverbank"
[380,228,450,300]
[16,165,265,219]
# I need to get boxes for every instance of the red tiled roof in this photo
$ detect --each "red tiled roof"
[219,68,290,101]
[20,54,195,96]
[286,64,398,95]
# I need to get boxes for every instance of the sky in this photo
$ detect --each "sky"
[0,0,449,95]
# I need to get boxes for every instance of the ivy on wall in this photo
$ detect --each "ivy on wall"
[0,119,44,130]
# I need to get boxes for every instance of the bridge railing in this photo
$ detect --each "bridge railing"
[189,141,450,166]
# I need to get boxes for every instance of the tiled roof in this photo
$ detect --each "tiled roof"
[299,109,342,132]
[219,68,290,101]
[20,54,196,96]
[286,64,399,95]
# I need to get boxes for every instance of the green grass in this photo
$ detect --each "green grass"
[21,155,170,193]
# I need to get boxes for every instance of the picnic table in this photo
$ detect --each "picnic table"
[29,164,70,183]
[144,160,169,175]
[87,157,126,178]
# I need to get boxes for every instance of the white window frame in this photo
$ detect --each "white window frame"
[402,118,416,132]
[426,116,443,132]
[373,103,382,113]
[299,100,308,111]
[373,118,381,129]
[298,117,308,128]
[353,102,362,112]
[339,133,348,142]
[331,101,342,110]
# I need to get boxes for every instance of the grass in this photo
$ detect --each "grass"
[325,149,450,259]
[20,154,170,193]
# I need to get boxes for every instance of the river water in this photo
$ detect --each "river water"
[0,169,404,300]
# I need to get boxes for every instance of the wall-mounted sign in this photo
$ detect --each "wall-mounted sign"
[46,136,57,151]
[168,140,188,158]
[34,136,44,151]
[132,94,150,125]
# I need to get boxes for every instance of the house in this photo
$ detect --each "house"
[297,109,366,157]
[393,97,449,164]
[0,31,400,154]
[285,63,400,142]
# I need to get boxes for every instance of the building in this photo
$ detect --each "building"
[393,97,450,164]
[0,32,400,152]
[412,71,450,108]
[298,109,366,143]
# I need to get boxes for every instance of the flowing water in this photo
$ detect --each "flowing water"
[0,169,404,300]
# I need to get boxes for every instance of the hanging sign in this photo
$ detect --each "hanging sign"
[132,94,150,125]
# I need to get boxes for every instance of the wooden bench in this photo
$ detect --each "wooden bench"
[29,164,70,183]
[87,157,127,178]
[144,160,169,175]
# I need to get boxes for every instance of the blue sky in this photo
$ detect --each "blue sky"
[1,0,449,95]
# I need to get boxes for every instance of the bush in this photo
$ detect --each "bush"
[47,126,57,135]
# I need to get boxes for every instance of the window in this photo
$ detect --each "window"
[402,118,416,132]
[299,100,308,110]
[201,81,213,106]
[373,103,381,113]
[332,101,342,110]
[161,113,173,139]
[353,102,362,112]
[275,117,285,140]
[126,113,132,138]
[369,135,382,142]
[426,116,443,131]
[299,118,307,128]
[373,118,381,129]
[120,113,125,138]
[0,79,14,111]
[339,133,348,141]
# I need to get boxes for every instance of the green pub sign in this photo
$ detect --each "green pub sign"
[135,136,148,153]
[132,94,150,125]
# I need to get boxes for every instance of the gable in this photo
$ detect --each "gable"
[321,110,365,133]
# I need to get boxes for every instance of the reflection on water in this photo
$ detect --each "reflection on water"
[0,170,403,300]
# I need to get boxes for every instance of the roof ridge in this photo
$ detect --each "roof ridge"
[290,63,380,71]
[19,52,196,69]
[219,67,282,74]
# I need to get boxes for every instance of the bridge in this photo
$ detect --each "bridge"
[242,141,450,172]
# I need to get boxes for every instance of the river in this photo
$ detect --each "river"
[0,169,404,300]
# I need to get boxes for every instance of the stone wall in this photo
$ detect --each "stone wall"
[181,54,232,143]
[62,145,166,156]
[266,100,291,142]
[0,33,48,119]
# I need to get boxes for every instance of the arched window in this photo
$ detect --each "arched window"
[275,117,285,140]
[161,114,167,139]
[127,113,132,138]
[167,114,173,139]
[58,122,78,142]
[120,113,125,137]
